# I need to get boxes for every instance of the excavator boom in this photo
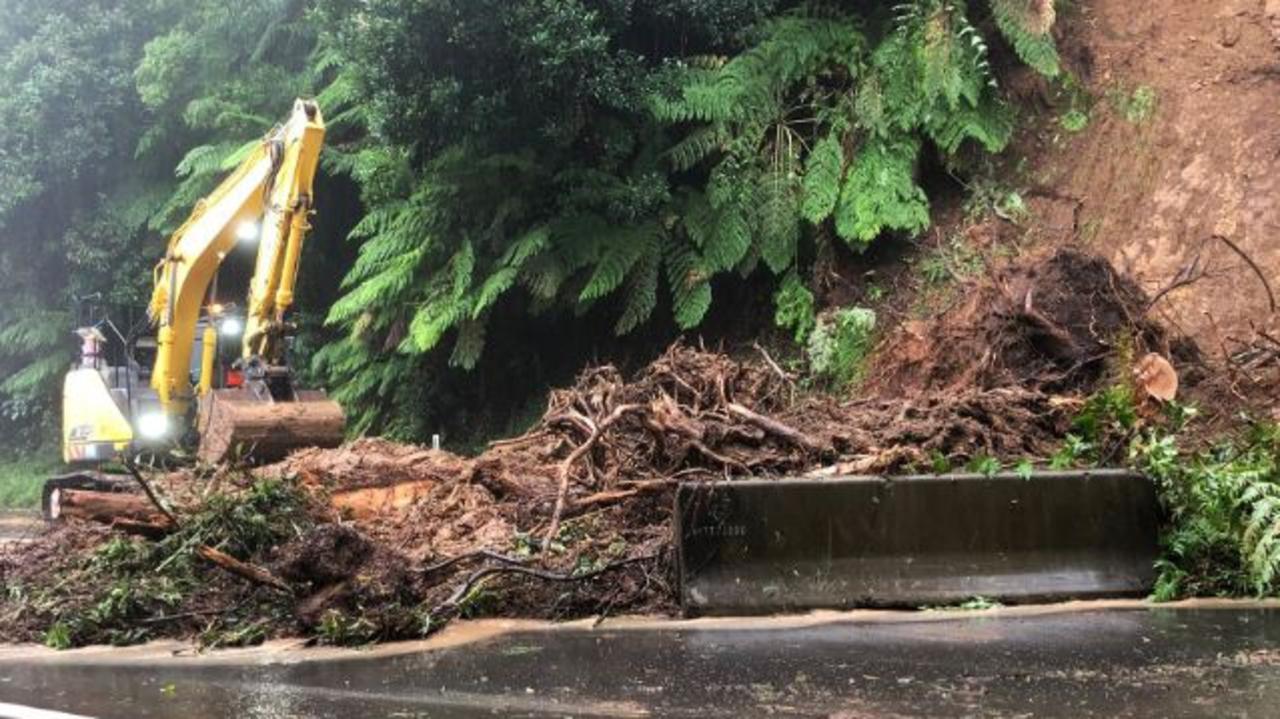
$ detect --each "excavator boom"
[145,99,343,464]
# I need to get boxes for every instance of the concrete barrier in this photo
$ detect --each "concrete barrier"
[675,470,1160,616]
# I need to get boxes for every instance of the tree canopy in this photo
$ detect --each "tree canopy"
[0,0,1059,450]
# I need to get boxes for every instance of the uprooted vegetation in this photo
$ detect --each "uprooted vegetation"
[5,249,1271,647]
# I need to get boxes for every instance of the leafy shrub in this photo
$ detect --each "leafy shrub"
[26,477,311,648]
[806,306,876,388]
[1113,84,1157,124]
[1059,109,1089,132]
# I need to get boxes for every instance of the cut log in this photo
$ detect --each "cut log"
[198,389,345,465]
[52,488,174,533]
[331,480,437,519]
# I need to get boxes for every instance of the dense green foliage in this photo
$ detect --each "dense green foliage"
[0,0,1062,448]
[806,306,876,388]
[1050,385,1280,599]
[312,0,1054,436]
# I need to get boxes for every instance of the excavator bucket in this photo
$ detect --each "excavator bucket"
[197,388,345,465]
[675,470,1160,616]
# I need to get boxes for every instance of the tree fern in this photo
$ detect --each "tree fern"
[315,0,1061,441]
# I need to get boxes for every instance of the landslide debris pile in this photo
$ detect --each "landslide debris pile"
[867,250,1169,395]
[0,250,1169,647]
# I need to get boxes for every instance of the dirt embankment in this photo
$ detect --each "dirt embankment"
[1021,0,1280,379]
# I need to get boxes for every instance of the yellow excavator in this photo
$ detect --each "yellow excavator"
[44,99,344,519]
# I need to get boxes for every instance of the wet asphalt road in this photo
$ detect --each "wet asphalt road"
[0,512,39,547]
[2,606,1280,717]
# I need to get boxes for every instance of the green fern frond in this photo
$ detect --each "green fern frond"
[926,95,1014,154]
[449,241,475,299]
[0,311,69,355]
[773,270,816,343]
[402,287,467,354]
[471,268,518,319]
[664,235,712,329]
[326,247,424,326]
[449,319,487,370]
[989,0,1061,78]
[579,224,655,302]
[705,205,752,272]
[758,171,800,274]
[666,126,728,172]
[834,137,930,246]
[0,354,69,398]
[615,245,661,335]
[174,142,240,178]
[801,133,845,224]
[519,254,569,301]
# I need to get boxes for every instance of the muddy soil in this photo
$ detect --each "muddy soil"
[1018,0,1280,404]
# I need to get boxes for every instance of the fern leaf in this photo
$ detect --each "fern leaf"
[664,236,712,329]
[579,224,654,302]
[471,268,518,319]
[990,0,1061,78]
[615,247,660,335]
[0,354,69,397]
[449,319,487,370]
[801,133,845,224]
[708,206,752,273]
[927,95,1014,154]
[835,137,930,246]
[174,143,238,178]
[758,171,800,274]
[449,241,475,299]
[402,288,466,354]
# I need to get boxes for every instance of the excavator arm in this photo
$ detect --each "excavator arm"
[144,98,342,462]
[149,99,324,412]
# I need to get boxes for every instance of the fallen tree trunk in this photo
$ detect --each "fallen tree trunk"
[51,489,174,533]
[198,390,345,464]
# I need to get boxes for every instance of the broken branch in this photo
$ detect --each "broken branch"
[124,459,181,528]
[726,402,826,454]
[542,403,642,549]
[196,545,292,593]
[1214,234,1277,313]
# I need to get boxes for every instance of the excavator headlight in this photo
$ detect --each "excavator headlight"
[136,412,170,441]
[220,317,243,337]
[236,221,260,244]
